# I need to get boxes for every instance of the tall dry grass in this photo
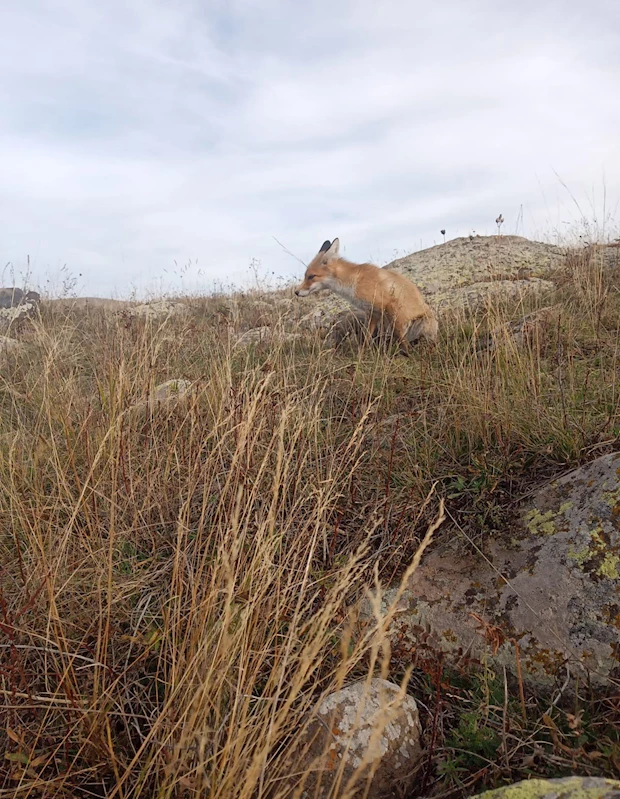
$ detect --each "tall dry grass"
[1,242,620,796]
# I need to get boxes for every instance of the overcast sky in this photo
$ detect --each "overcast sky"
[1,0,619,298]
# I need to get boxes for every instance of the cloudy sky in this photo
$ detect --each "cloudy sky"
[1,0,619,298]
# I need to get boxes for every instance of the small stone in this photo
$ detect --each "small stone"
[292,678,422,798]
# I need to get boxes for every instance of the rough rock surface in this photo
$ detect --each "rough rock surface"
[0,304,39,335]
[473,777,620,799]
[0,287,41,309]
[122,300,188,319]
[0,288,40,334]
[49,297,131,311]
[364,453,620,687]
[234,326,302,347]
[385,235,564,311]
[127,378,194,416]
[295,678,422,798]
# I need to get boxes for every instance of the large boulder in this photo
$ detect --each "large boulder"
[0,287,40,334]
[293,678,422,798]
[363,453,620,688]
[473,777,620,799]
[385,235,564,312]
[0,287,40,309]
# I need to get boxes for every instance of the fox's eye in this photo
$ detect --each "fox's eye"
[307,274,315,280]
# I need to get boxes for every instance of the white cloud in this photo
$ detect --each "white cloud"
[0,0,619,296]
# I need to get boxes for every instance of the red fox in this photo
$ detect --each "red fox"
[295,238,438,353]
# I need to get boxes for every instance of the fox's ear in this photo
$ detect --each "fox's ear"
[318,240,331,253]
[325,238,340,259]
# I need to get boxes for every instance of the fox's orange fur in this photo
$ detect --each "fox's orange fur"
[295,238,438,353]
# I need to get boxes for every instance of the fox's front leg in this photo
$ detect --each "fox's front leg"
[393,318,411,356]
[365,311,382,345]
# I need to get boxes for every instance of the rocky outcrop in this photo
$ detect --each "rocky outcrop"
[0,287,40,309]
[385,235,564,312]
[121,300,189,319]
[126,378,195,416]
[473,777,620,799]
[0,287,40,334]
[294,678,422,798]
[362,453,620,687]
[234,326,302,347]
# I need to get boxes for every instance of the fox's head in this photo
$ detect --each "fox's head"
[295,238,340,296]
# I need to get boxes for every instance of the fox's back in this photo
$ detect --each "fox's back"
[351,263,429,311]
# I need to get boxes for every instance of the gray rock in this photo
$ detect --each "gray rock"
[385,235,565,312]
[122,300,188,319]
[0,302,39,334]
[0,288,41,309]
[294,678,422,798]
[450,277,555,311]
[362,453,620,687]
[127,378,194,416]
[234,326,302,347]
[49,297,130,311]
[473,776,620,799]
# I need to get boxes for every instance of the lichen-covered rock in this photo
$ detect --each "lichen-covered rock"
[234,326,301,347]
[127,378,194,416]
[294,678,422,798]
[50,297,130,311]
[0,287,40,309]
[385,235,564,312]
[450,277,555,311]
[122,300,188,319]
[365,453,620,687]
[0,288,40,333]
[0,303,38,334]
[473,776,620,799]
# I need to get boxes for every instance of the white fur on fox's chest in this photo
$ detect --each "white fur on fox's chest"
[324,278,374,313]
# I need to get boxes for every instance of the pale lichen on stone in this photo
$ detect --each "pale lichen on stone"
[598,553,620,579]
[524,508,557,535]
[472,776,620,799]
